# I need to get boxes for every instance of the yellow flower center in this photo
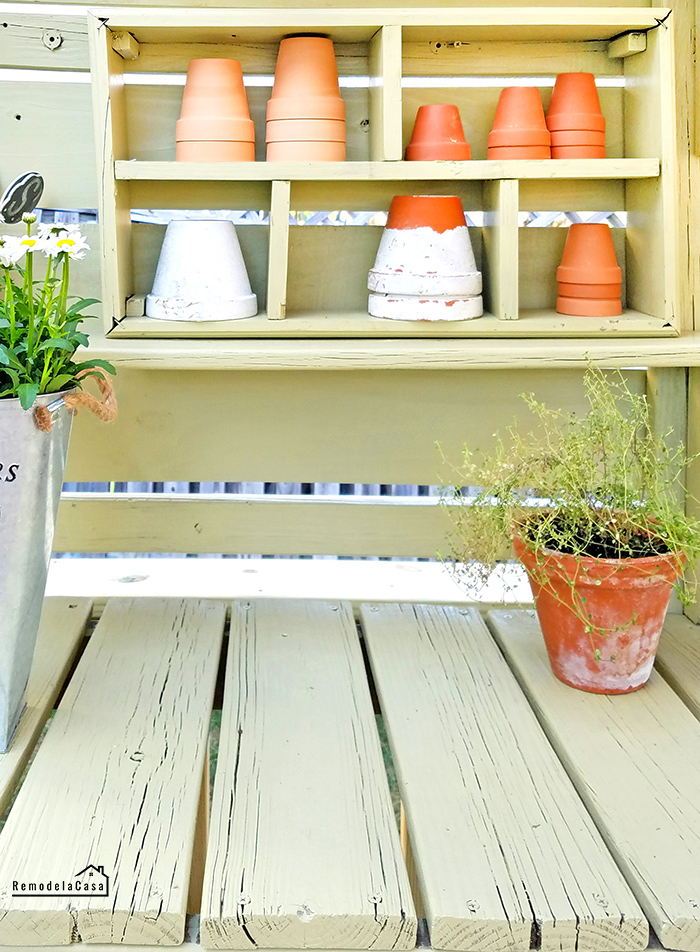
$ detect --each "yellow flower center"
[57,238,76,248]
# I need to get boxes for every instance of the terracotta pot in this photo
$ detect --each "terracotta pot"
[266,118,346,142]
[550,129,606,146]
[176,140,256,162]
[267,36,345,123]
[367,195,482,321]
[546,72,606,133]
[266,140,346,161]
[556,223,622,284]
[487,145,551,160]
[405,105,471,161]
[488,87,551,149]
[557,280,622,300]
[176,117,256,141]
[514,533,682,694]
[552,144,606,159]
[556,296,622,317]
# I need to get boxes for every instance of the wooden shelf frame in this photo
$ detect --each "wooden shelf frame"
[88,7,680,340]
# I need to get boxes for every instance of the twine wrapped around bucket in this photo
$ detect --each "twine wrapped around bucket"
[33,369,118,432]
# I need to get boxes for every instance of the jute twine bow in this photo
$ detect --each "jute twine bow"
[33,370,118,432]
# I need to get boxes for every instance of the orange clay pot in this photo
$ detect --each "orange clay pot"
[385,195,466,232]
[514,533,682,694]
[556,223,622,284]
[176,140,256,161]
[552,144,606,159]
[557,281,622,299]
[546,72,606,132]
[488,87,551,149]
[487,145,551,160]
[550,129,606,146]
[266,140,346,161]
[265,118,346,142]
[556,296,622,316]
[405,105,471,161]
[267,36,345,121]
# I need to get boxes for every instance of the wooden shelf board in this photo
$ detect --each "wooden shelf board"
[108,309,673,339]
[115,159,660,183]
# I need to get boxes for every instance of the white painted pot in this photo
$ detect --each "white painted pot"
[368,223,481,296]
[146,220,257,321]
[368,292,483,321]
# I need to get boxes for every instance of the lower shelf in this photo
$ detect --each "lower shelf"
[109,309,675,339]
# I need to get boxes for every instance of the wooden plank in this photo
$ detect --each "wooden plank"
[483,180,519,320]
[200,599,417,949]
[0,598,225,946]
[266,180,290,321]
[368,25,403,161]
[686,367,700,622]
[655,615,700,720]
[187,754,211,916]
[487,608,700,952]
[0,14,89,70]
[362,604,646,952]
[0,598,92,819]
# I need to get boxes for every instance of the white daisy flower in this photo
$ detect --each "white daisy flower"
[18,234,45,253]
[0,235,27,267]
[43,231,90,259]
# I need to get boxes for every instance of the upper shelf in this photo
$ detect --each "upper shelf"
[115,159,660,182]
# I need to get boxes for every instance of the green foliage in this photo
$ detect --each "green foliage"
[0,219,114,410]
[441,366,700,609]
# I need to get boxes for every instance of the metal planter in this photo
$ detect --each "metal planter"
[0,393,74,751]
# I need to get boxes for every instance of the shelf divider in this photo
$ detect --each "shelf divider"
[369,24,403,161]
[483,180,519,321]
[267,180,291,321]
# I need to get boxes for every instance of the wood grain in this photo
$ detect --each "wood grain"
[362,603,646,952]
[488,608,700,952]
[200,599,417,949]
[655,615,700,720]
[0,598,225,945]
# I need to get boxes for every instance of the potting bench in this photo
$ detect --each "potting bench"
[4,0,700,950]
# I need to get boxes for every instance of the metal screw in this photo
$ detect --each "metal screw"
[42,30,63,50]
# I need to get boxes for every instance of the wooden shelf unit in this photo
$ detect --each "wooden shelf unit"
[88,7,678,339]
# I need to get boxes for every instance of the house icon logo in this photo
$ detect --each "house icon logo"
[12,864,110,897]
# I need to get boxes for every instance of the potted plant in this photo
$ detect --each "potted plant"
[441,367,700,694]
[0,209,115,751]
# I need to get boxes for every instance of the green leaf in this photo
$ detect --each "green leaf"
[66,298,100,316]
[18,382,39,410]
[38,338,75,354]
[45,374,75,393]
[72,332,90,347]
[76,358,116,375]
[0,345,10,366]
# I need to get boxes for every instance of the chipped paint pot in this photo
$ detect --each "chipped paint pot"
[0,394,74,750]
[514,534,682,694]
[368,196,483,321]
[146,220,257,321]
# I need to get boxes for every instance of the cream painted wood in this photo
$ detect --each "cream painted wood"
[266,180,289,320]
[62,367,643,484]
[399,807,425,921]
[17,0,654,8]
[187,755,210,917]
[368,25,402,161]
[483,180,518,320]
[685,367,700,622]
[0,598,225,946]
[0,13,88,69]
[362,604,647,952]
[402,39,623,76]
[54,493,453,557]
[0,598,91,819]
[655,615,700,719]
[608,31,647,57]
[200,599,417,950]
[488,608,700,952]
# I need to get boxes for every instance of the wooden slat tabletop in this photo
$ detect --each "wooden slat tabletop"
[2,599,700,951]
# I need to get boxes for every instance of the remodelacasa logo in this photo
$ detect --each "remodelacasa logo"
[12,865,109,897]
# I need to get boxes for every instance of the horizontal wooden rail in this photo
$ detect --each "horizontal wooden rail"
[54,492,453,556]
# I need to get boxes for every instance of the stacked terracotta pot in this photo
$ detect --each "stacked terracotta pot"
[487,87,551,159]
[556,223,622,316]
[176,59,255,161]
[546,73,605,159]
[266,36,346,161]
[368,195,482,321]
[405,105,471,160]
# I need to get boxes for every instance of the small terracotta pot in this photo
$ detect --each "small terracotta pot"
[266,140,346,161]
[266,118,346,142]
[557,280,622,300]
[552,144,606,159]
[176,117,256,141]
[556,223,622,284]
[267,35,345,125]
[550,129,606,146]
[385,195,466,232]
[266,96,346,121]
[546,72,606,132]
[368,292,483,321]
[488,87,551,149]
[514,533,681,693]
[487,145,551,160]
[176,140,256,162]
[556,296,622,317]
[405,105,471,161]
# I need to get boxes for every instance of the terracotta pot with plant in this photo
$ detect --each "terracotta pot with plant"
[0,177,116,751]
[442,367,700,694]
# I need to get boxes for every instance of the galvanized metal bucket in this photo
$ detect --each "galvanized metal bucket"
[0,392,74,751]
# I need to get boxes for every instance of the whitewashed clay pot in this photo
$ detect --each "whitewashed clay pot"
[146,220,257,321]
[368,195,483,321]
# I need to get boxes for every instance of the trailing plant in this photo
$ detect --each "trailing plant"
[441,366,700,638]
[0,215,114,410]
